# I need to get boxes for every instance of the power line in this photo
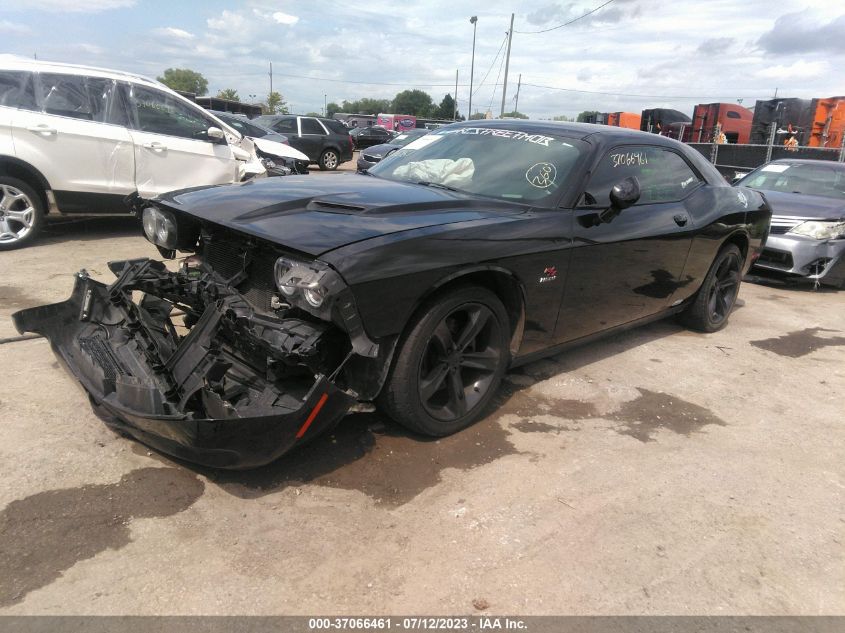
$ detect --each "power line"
[515,0,617,34]
[487,38,508,114]
[472,33,508,99]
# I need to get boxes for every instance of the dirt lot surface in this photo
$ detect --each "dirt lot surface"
[1,189,843,615]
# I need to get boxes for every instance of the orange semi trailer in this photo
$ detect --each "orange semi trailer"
[606,112,642,129]
[808,97,845,148]
[687,103,753,144]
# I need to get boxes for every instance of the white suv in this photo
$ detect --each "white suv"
[0,57,270,249]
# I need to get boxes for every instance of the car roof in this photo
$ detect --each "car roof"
[0,55,162,90]
[770,159,845,169]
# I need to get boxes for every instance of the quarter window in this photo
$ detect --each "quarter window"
[129,85,215,141]
[39,73,115,122]
[584,146,702,206]
[0,71,36,110]
[300,118,326,135]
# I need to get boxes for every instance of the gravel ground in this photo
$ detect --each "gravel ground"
[0,188,843,615]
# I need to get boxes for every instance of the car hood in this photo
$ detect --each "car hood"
[155,174,525,257]
[361,142,400,157]
[252,137,309,161]
[753,189,845,220]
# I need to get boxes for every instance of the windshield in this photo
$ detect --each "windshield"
[738,162,845,200]
[368,126,588,204]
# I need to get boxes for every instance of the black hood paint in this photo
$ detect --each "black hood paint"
[155,174,524,257]
[361,142,401,158]
[753,189,845,220]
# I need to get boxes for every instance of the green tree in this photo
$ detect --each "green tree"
[326,102,341,117]
[263,91,289,115]
[469,112,487,120]
[392,89,434,117]
[340,98,391,115]
[553,114,575,122]
[216,88,240,101]
[157,68,208,95]
[304,111,322,117]
[502,110,528,119]
[576,110,600,123]
[434,93,459,120]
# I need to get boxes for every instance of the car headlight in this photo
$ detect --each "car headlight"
[142,206,178,249]
[788,221,845,240]
[273,256,346,313]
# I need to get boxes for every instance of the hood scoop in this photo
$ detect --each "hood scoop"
[307,199,368,214]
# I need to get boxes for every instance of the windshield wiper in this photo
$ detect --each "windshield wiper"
[415,181,460,192]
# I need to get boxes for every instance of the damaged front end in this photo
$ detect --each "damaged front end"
[12,251,380,469]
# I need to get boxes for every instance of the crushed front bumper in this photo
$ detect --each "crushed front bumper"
[12,261,356,469]
[753,234,845,288]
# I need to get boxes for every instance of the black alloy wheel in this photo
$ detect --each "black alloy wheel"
[418,303,502,422]
[680,244,743,332]
[379,285,510,436]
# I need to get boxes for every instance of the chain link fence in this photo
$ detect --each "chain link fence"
[687,123,845,181]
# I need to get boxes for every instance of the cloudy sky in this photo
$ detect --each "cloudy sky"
[0,0,842,118]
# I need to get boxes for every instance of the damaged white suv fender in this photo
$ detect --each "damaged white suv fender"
[0,56,280,250]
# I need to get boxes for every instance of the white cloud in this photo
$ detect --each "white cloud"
[272,11,299,26]
[20,0,135,12]
[757,60,829,79]
[0,20,31,35]
[207,10,246,31]
[152,27,195,41]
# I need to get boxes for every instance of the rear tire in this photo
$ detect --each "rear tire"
[679,244,743,332]
[0,176,45,250]
[378,285,510,436]
[319,149,339,171]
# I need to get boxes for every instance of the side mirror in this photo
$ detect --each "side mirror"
[207,126,225,142]
[599,176,640,223]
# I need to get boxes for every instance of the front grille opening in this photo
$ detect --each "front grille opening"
[757,248,794,269]
[803,258,832,276]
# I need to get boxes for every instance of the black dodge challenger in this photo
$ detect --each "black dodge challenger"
[13,121,771,468]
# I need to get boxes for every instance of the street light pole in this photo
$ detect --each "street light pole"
[468,16,477,121]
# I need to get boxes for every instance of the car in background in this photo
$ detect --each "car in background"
[253,114,353,170]
[737,159,845,288]
[14,121,770,468]
[356,128,430,172]
[0,57,277,249]
[350,125,394,150]
[209,110,309,175]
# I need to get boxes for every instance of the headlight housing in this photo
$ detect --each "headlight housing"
[788,220,845,240]
[142,206,178,249]
[274,256,346,316]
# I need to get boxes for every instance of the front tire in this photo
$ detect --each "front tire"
[0,177,45,250]
[379,285,510,436]
[680,244,743,332]
[319,149,339,171]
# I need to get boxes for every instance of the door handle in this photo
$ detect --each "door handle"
[27,124,57,136]
[673,214,689,227]
[143,142,167,152]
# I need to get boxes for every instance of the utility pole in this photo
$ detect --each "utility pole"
[468,16,478,121]
[500,13,514,118]
[269,61,273,95]
[514,73,521,115]
[324,94,327,117]
[454,69,459,120]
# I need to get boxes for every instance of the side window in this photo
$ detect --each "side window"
[272,118,297,134]
[39,73,115,122]
[0,71,37,110]
[584,146,702,206]
[129,85,214,140]
[300,118,326,135]
[726,111,741,119]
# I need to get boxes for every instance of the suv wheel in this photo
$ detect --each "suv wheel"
[319,149,339,171]
[379,285,510,436]
[0,177,45,250]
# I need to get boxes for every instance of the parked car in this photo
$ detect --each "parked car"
[13,121,771,468]
[0,57,280,249]
[209,110,309,175]
[356,128,430,171]
[350,125,394,150]
[253,114,353,170]
[737,159,845,288]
